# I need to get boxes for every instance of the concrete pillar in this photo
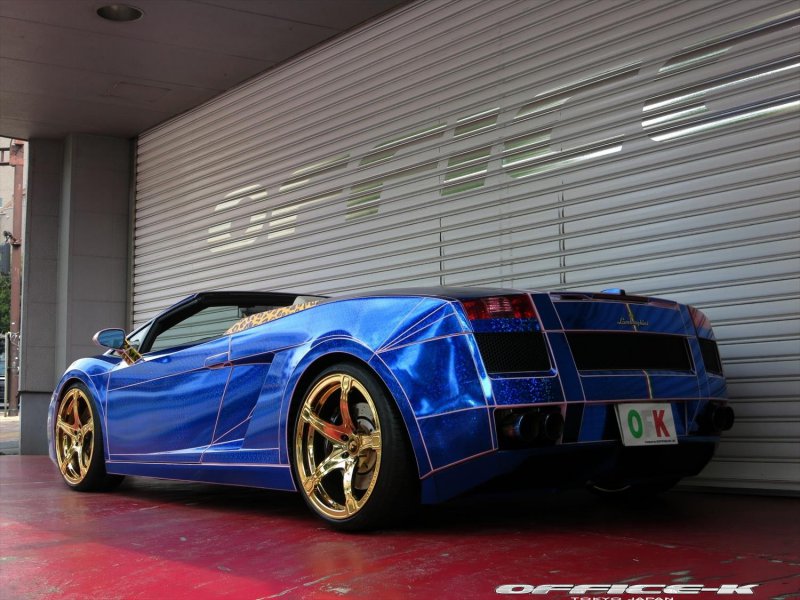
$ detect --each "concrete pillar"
[20,135,131,454]
[19,140,63,454]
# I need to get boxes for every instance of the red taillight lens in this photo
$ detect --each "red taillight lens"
[688,305,711,331]
[461,295,537,320]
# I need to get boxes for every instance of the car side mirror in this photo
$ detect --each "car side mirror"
[92,328,142,365]
[93,328,125,350]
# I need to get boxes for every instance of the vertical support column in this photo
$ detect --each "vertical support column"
[19,140,63,453]
[20,135,131,454]
[56,135,131,373]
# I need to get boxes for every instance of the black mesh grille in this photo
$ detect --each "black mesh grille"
[699,338,723,375]
[474,332,550,373]
[566,332,692,372]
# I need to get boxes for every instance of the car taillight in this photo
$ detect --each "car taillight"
[689,305,723,374]
[688,305,712,333]
[461,294,537,320]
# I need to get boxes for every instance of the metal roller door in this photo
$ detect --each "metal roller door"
[135,0,800,492]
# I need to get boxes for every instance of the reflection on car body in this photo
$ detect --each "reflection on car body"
[48,287,733,530]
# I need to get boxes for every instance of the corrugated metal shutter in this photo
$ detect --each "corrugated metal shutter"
[135,0,800,492]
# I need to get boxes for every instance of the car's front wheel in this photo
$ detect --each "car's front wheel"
[292,363,416,530]
[54,383,124,492]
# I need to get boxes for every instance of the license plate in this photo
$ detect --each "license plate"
[615,403,678,446]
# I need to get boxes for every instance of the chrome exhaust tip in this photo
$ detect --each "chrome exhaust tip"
[497,409,564,446]
[539,411,564,442]
[500,411,539,445]
[710,405,735,432]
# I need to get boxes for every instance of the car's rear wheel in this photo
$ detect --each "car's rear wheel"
[587,476,680,499]
[54,383,124,492]
[292,363,416,530]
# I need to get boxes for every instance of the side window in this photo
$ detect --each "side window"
[126,323,151,351]
[148,305,242,353]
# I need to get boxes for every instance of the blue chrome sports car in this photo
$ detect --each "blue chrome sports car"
[49,288,734,529]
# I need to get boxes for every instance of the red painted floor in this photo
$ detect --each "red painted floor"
[1,456,798,600]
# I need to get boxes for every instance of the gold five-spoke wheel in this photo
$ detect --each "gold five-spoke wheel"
[54,384,123,492]
[55,387,95,485]
[295,372,383,521]
[293,363,417,530]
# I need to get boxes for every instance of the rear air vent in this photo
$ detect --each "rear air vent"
[591,292,650,303]
[553,292,650,303]
[699,338,723,375]
[566,332,692,372]
[474,332,550,373]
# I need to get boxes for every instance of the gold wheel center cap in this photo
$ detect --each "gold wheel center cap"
[347,439,359,454]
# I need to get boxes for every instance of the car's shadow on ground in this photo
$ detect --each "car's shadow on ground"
[111,475,700,535]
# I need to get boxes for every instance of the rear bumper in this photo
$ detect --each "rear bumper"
[420,437,718,504]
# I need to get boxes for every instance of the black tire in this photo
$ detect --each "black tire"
[53,383,124,492]
[587,476,680,500]
[291,363,417,531]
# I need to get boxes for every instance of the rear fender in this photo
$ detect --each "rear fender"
[282,337,432,478]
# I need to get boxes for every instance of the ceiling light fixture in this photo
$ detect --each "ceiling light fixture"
[96,4,144,22]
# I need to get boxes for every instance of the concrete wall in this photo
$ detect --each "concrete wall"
[0,137,16,238]
[20,134,131,454]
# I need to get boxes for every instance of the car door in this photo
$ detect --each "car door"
[105,304,238,463]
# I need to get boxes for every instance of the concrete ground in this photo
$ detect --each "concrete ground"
[1,455,798,600]
[0,414,20,455]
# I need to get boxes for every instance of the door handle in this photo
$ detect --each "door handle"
[204,352,231,370]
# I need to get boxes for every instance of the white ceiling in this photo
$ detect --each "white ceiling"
[0,0,408,140]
